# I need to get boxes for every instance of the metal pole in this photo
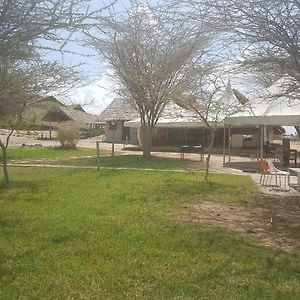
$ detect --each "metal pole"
[223,123,226,165]
[96,141,100,171]
[260,125,264,159]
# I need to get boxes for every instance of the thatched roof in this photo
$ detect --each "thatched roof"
[43,110,72,122]
[24,96,97,125]
[68,104,86,112]
[97,98,139,123]
[60,106,97,124]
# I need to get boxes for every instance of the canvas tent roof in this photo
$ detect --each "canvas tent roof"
[124,102,204,128]
[125,81,243,128]
[226,78,300,126]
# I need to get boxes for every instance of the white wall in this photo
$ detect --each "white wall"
[105,121,139,145]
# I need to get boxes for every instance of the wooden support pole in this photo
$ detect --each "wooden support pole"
[96,141,100,171]
[256,126,260,160]
[228,124,231,162]
[223,123,226,165]
[112,128,115,157]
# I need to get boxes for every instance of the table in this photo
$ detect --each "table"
[288,168,300,191]
[180,145,204,162]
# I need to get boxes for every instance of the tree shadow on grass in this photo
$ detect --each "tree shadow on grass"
[0,179,44,197]
[0,216,23,229]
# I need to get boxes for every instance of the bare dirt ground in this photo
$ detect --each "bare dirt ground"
[179,196,300,254]
[0,129,110,150]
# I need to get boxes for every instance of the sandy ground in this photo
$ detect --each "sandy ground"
[179,196,300,254]
[0,129,110,150]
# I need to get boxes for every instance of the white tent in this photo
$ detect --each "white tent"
[124,102,204,128]
[125,81,242,128]
[226,78,300,126]
[224,77,300,161]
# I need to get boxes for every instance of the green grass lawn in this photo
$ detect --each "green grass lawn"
[53,155,196,170]
[2,146,198,170]
[0,167,299,299]
[1,147,98,161]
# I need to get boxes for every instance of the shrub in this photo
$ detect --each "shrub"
[57,122,80,149]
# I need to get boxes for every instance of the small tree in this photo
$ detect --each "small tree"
[0,61,80,186]
[0,0,116,186]
[179,74,243,182]
[58,122,80,149]
[88,1,212,157]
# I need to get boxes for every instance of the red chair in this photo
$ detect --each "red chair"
[259,159,270,186]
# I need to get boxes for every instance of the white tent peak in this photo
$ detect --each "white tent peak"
[226,77,300,126]
[219,79,240,107]
[226,79,232,90]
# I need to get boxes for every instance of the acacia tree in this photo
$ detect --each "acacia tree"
[178,72,243,181]
[0,58,81,185]
[186,0,300,94]
[88,1,212,157]
[0,0,115,186]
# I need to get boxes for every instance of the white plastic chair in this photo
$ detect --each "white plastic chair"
[267,159,290,190]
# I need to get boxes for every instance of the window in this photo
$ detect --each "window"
[108,121,117,130]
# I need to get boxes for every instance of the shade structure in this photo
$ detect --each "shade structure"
[124,101,203,128]
[124,117,204,128]
[125,81,242,129]
[226,78,300,126]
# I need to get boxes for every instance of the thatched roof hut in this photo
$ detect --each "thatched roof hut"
[24,96,97,128]
[97,98,139,123]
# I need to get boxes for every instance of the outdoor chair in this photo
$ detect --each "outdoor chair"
[267,159,290,190]
[259,159,270,186]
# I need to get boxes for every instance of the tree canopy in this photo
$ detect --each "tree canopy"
[88,1,213,156]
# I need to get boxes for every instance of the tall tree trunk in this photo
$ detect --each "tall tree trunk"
[143,138,151,157]
[204,128,216,183]
[142,124,153,158]
[0,139,10,186]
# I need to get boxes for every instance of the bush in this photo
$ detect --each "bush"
[57,122,80,149]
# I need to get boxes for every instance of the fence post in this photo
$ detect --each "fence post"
[96,141,100,171]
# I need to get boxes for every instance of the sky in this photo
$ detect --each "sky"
[48,52,115,115]
[43,0,132,115]
[44,0,273,117]
[44,0,164,115]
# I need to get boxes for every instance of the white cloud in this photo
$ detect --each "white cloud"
[61,71,117,115]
